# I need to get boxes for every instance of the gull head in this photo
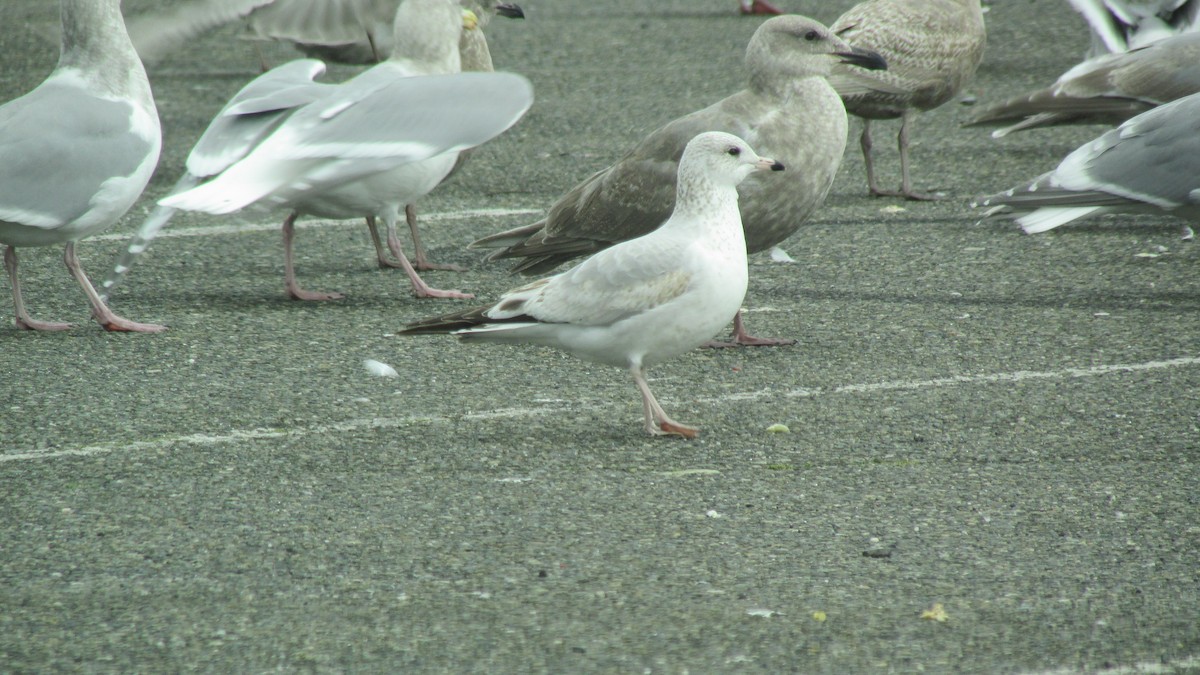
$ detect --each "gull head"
[680,132,785,189]
[747,15,887,79]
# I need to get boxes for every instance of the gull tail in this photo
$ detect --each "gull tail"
[99,173,200,302]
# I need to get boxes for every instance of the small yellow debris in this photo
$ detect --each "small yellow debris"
[881,205,907,214]
[811,610,827,622]
[766,423,790,434]
[920,603,949,622]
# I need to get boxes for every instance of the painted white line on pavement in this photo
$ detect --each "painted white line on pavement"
[1024,653,1200,675]
[92,207,544,242]
[5,355,1197,463]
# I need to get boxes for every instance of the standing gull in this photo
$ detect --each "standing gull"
[828,0,986,200]
[974,91,1200,236]
[965,31,1200,137]
[109,0,532,302]
[126,0,524,66]
[0,0,163,332]
[472,15,886,346]
[401,132,785,438]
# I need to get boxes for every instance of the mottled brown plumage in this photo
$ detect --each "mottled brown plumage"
[829,0,986,199]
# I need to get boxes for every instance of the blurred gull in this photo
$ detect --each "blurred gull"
[974,91,1200,237]
[1067,0,1200,56]
[401,132,785,438]
[966,30,1200,137]
[828,0,986,200]
[106,0,532,302]
[0,0,163,332]
[472,16,886,346]
[126,0,524,66]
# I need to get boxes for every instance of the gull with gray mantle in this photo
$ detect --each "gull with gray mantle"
[106,0,532,303]
[974,91,1200,239]
[965,31,1200,138]
[126,0,525,67]
[472,15,886,347]
[828,0,986,200]
[402,132,785,439]
[0,0,163,332]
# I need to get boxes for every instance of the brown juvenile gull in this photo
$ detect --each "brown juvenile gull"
[104,0,531,303]
[828,0,986,200]
[974,91,1200,238]
[401,132,785,438]
[739,0,784,15]
[966,31,1200,137]
[471,15,886,346]
[0,0,163,332]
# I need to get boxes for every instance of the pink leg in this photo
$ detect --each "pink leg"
[897,110,944,201]
[703,310,796,348]
[63,242,166,332]
[739,0,783,14]
[631,366,698,439]
[404,204,466,272]
[5,245,71,331]
[282,212,344,301]
[367,215,407,269]
[380,212,473,299]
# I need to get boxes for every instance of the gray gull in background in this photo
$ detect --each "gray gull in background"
[401,132,785,438]
[966,31,1200,137]
[106,0,532,303]
[0,0,163,332]
[126,0,523,67]
[472,15,886,346]
[1067,0,1200,56]
[828,0,986,200]
[974,91,1200,237]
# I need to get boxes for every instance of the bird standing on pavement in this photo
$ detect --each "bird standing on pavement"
[0,0,163,332]
[828,0,986,200]
[402,132,785,438]
[472,16,886,346]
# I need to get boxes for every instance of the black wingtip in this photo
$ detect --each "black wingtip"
[495,3,524,19]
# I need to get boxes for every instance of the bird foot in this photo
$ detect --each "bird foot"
[15,316,72,331]
[288,287,345,301]
[411,285,474,300]
[100,317,167,333]
[653,419,699,439]
[740,0,783,15]
[869,187,947,201]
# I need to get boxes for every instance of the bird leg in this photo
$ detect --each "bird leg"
[63,242,166,332]
[381,211,473,299]
[282,212,345,301]
[403,204,466,272]
[631,366,698,439]
[739,0,784,15]
[860,119,889,198]
[5,246,71,331]
[703,310,796,348]
[366,215,406,269]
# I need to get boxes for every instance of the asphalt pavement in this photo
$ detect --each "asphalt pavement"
[1,0,1198,672]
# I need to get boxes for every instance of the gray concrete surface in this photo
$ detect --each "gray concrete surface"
[1,0,1198,672]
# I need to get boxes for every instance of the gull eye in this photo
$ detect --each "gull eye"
[804,30,819,41]
[726,146,741,157]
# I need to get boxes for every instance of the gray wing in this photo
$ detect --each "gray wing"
[0,80,153,230]
[967,32,1200,135]
[187,58,329,178]
[163,71,534,213]
[126,0,278,64]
